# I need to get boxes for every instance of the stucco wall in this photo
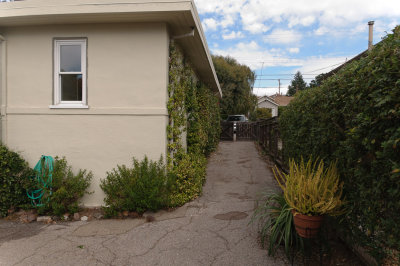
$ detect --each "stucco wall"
[258,100,278,117]
[2,23,169,206]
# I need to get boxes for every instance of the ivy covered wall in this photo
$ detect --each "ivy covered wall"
[166,42,221,207]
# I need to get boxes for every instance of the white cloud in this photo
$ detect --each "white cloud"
[212,40,354,77]
[296,55,354,76]
[212,41,302,69]
[244,22,270,34]
[202,18,218,31]
[195,0,246,15]
[263,29,302,44]
[220,14,235,28]
[253,87,289,97]
[222,31,245,40]
[195,0,400,37]
[288,47,300,54]
[288,15,316,28]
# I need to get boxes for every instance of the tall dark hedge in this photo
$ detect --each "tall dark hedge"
[280,26,400,260]
[0,145,33,217]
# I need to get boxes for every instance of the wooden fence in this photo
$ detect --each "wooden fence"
[220,117,285,168]
[254,117,284,168]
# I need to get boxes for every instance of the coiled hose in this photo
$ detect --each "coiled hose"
[27,155,54,207]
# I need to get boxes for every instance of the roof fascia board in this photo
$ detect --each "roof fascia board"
[258,96,278,106]
[188,0,221,97]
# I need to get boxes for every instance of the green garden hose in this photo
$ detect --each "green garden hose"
[27,155,54,207]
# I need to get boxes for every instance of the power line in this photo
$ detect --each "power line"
[306,61,346,73]
[255,78,315,80]
[257,74,323,76]
[253,86,285,89]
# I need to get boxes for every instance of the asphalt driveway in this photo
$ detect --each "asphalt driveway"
[0,141,287,266]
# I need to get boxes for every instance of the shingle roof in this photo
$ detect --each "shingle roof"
[270,94,294,106]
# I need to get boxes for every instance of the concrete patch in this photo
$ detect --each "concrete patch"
[238,195,252,200]
[72,219,145,237]
[213,211,248,220]
[143,206,188,222]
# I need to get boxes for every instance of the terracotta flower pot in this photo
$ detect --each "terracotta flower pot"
[291,210,323,238]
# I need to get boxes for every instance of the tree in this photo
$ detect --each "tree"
[286,71,307,96]
[212,55,257,119]
[308,73,327,88]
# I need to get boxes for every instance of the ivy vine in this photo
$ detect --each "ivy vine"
[166,42,220,206]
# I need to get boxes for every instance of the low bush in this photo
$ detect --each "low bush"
[0,144,33,217]
[101,156,168,216]
[37,157,92,216]
[167,152,207,207]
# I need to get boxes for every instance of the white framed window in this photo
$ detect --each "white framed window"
[51,39,87,108]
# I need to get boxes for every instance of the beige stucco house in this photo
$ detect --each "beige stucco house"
[0,0,221,206]
[257,96,279,117]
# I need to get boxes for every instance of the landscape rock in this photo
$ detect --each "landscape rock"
[93,213,103,219]
[73,213,80,221]
[26,213,38,223]
[129,212,140,218]
[36,216,52,223]
[122,210,129,217]
[80,216,88,221]
[20,212,38,223]
[63,213,70,221]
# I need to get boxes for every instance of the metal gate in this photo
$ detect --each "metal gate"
[220,122,256,141]
[220,122,234,140]
[236,122,257,140]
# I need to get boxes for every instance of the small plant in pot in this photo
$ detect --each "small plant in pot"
[274,158,345,238]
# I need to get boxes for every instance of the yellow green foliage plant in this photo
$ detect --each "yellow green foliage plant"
[274,158,344,216]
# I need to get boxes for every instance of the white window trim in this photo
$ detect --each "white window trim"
[50,39,88,109]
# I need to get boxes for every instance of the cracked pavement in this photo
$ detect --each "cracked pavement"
[0,141,288,266]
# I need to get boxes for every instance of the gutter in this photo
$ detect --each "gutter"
[0,34,6,145]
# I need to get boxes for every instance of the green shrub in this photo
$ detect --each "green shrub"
[101,156,168,216]
[0,144,33,217]
[279,26,400,260]
[38,157,92,216]
[167,153,207,207]
[256,108,272,120]
[251,192,304,259]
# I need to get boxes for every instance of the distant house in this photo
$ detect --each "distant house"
[0,0,221,206]
[270,94,294,107]
[257,96,279,117]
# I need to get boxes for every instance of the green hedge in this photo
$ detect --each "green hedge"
[0,145,33,217]
[167,152,207,207]
[166,42,220,207]
[280,26,400,261]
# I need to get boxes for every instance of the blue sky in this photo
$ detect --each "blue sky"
[194,0,400,96]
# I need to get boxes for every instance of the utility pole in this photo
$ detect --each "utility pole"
[278,79,281,95]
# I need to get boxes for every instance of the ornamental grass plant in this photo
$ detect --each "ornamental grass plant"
[251,191,304,260]
[274,158,344,216]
